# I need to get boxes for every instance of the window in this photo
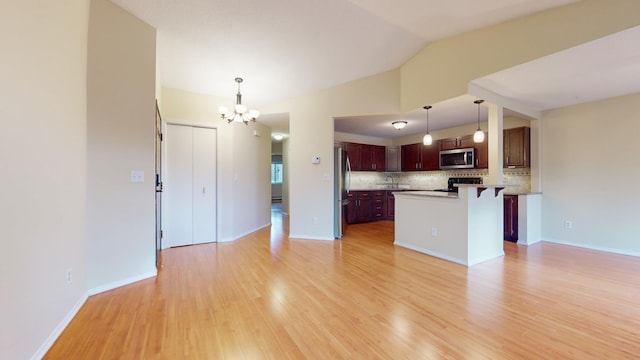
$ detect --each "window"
[271,163,283,184]
[271,154,283,184]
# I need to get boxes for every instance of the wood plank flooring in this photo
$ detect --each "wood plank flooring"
[45,210,640,359]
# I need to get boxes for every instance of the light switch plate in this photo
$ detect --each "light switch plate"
[312,156,321,164]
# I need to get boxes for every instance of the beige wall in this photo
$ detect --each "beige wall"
[0,1,90,359]
[160,87,272,241]
[86,0,157,291]
[264,69,401,239]
[541,93,640,254]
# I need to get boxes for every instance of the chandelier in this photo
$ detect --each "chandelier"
[218,77,260,125]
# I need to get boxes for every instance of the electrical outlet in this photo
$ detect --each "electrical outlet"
[312,217,319,225]
[431,227,438,237]
[563,220,573,229]
[65,268,72,285]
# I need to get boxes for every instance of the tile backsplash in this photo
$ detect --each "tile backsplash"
[350,168,531,193]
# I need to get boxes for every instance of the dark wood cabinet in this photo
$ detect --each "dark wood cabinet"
[386,191,395,220]
[347,190,397,223]
[371,191,386,221]
[346,191,372,224]
[504,127,530,168]
[345,143,362,171]
[440,135,474,150]
[401,142,439,171]
[504,195,518,242]
[475,132,489,169]
[345,142,385,171]
[372,145,385,172]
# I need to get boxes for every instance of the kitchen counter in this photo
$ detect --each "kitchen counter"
[394,184,507,266]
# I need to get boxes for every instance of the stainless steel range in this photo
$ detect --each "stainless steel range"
[434,177,483,193]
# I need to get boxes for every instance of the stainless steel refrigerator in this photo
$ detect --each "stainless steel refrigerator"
[334,146,351,239]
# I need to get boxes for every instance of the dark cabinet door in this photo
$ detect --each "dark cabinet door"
[401,143,421,171]
[439,138,459,151]
[346,192,357,224]
[421,142,440,170]
[475,133,488,169]
[345,143,361,171]
[504,127,530,168]
[346,191,373,223]
[372,145,386,172]
[504,195,518,242]
[356,192,372,222]
[458,135,475,149]
[360,144,373,170]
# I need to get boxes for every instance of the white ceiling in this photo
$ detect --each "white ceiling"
[111,0,640,139]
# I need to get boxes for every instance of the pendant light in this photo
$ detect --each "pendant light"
[473,99,485,143]
[422,105,432,145]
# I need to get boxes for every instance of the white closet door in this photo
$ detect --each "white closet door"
[192,127,216,245]
[164,124,193,248]
[164,125,217,248]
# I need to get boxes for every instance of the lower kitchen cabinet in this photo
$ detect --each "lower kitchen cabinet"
[504,195,518,242]
[372,191,386,221]
[346,191,372,224]
[386,191,395,220]
[347,190,395,224]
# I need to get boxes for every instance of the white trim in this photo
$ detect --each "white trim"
[217,223,272,242]
[394,241,467,266]
[31,293,88,360]
[288,234,336,241]
[88,270,157,296]
[543,238,640,258]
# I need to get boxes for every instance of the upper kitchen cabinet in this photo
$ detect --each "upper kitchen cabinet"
[475,132,488,169]
[504,127,530,168]
[440,135,474,150]
[401,142,439,171]
[345,142,385,171]
[345,142,362,170]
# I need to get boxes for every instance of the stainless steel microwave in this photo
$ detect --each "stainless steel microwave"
[439,147,475,169]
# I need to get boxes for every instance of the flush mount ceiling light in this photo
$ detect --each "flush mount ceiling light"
[273,134,284,141]
[473,99,485,143]
[392,121,407,130]
[218,77,260,125]
[422,105,433,145]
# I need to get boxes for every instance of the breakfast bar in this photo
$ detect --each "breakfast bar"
[393,184,507,266]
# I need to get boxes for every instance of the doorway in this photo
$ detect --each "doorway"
[163,124,217,247]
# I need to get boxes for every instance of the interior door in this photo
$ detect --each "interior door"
[155,101,163,265]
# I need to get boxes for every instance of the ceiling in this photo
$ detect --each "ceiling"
[111,0,640,139]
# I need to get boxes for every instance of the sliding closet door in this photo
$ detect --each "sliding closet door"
[164,124,216,248]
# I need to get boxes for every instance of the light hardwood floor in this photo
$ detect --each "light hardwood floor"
[46,208,640,359]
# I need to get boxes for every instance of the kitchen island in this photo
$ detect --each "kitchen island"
[393,184,507,266]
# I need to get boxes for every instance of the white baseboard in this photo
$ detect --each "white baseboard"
[218,223,272,242]
[31,293,88,360]
[543,238,640,258]
[88,270,157,296]
[288,233,335,241]
[394,241,468,266]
